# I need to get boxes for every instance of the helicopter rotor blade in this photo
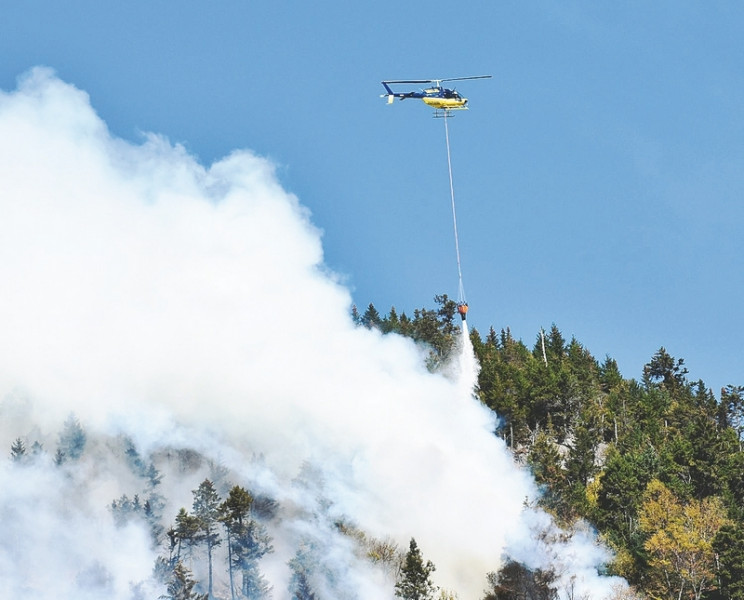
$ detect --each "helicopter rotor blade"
[439,75,492,83]
[382,79,435,85]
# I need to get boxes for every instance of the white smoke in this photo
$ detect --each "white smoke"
[0,68,626,599]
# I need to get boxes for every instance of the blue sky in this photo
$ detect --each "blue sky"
[2,1,742,393]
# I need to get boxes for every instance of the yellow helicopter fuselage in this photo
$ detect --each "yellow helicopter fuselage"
[422,96,468,110]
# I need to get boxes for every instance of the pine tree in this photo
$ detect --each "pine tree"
[288,543,318,600]
[162,561,207,600]
[483,559,557,600]
[30,440,44,457]
[381,306,401,334]
[192,479,222,600]
[395,538,437,600]
[350,304,361,324]
[722,385,744,448]
[10,437,26,462]
[111,493,141,527]
[56,414,86,463]
[219,485,273,600]
[361,303,382,329]
[643,347,688,393]
[173,508,201,562]
[713,522,744,600]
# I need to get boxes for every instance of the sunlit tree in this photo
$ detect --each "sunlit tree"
[219,485,273,599]
[173,508,202,562]
[638,479,729,600]
[395,538,437,600]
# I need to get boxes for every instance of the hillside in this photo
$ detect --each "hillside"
[359,295,744,600]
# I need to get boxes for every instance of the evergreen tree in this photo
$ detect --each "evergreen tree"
[410,295,459,368]
[598,356,623,393]
[381,306,401,334]
[527,424,570,520]
[56,414,86,463]
[111,493,142,527]
[173,508,202,562]
[360,303,382,329]
[433,294,457,334]
[350,304,361,324]
[288,543,319,600]
[10,437,26,462]
[722,385,744,448]
[144,496,166,545]
[592,446,660,586]
[191,479,222,600]
[219,485,273,600]
[395,538,437,600]
[713,522,744,600]
[162,561,207,600]
[482,559,557,600]
[643,347,688,393]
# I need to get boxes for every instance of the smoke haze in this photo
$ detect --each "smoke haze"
[0,68,625,599]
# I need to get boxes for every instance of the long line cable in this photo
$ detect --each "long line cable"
[443,114,466,305]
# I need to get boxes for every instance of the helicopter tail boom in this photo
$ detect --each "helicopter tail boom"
[381,81,409,103]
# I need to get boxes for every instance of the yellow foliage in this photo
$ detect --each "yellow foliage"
[585,472,602,508]
[606,544,638,581]
[638,479,729,600]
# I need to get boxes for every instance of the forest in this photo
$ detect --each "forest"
[6,295,744,600]
[355,295,744,600]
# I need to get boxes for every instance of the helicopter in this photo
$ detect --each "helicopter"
[380,76,492,112]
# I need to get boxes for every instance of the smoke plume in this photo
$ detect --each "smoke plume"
[0,68,626,599]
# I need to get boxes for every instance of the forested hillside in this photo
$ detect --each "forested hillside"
[356,296,744,600]
[6,294,742,600]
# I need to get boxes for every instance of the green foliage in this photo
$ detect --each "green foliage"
[360,303,382,329]
[356,296,460,371]
[482,560,557,600]
[395,538,438,600]
[713,522,744,600]
[191,479,222,599]
[366,296,744,596]
[7,295,744,599]
[721,385,744,446]
[643,347,688,391]
[219,485,273,599]
[162,561,208,600]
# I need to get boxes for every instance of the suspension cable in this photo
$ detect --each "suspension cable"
[443,114,466,305]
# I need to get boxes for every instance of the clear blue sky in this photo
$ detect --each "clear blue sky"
[2,1,742,393]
